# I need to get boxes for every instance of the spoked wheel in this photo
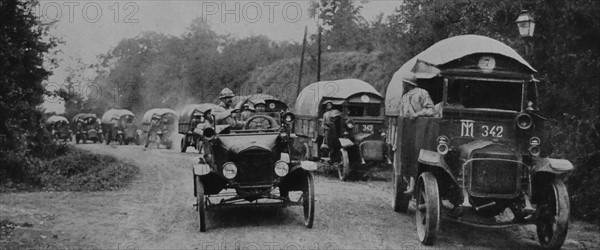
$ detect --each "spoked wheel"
[536,179,569,250]
[181,137,188,153]
[302,171,315,228]
[338,148,350,181]
[391,170,410,213]
[415,172,440,245]
[195,176,206,232]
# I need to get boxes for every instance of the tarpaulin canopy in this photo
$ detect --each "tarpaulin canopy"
[178,104,225,124]
[46,115,69,124]
[142,108,177,125]
[101,109,135,124]
[72,113,98,123]
[295,79,382,116]
[385,35,536,116]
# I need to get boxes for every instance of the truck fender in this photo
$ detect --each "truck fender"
[417,149,457,182]
[531,157,573,176]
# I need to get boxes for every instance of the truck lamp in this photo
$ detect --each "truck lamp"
[437,136,449,155]
[529,137,541,156]
[516,113,533,130]
[274,160,289,177]
[222,162,237,179]
[346,120,354,129]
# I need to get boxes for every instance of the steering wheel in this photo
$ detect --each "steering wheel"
[244,115,279,130]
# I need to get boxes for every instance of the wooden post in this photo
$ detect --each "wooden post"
[297,25,308,96]
[317,25,322,82]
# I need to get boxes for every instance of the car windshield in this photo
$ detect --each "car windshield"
[447,79,522,111]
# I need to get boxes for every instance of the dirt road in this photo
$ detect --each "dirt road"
[1,143,597,249]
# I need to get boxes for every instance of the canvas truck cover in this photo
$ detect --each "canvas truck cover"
[142,108,176,125]
[101,109,134,124]
[385,34,536,116]
[47,115,69,124]
[295,79,382,117]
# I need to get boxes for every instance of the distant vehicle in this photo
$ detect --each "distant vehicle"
[386,35,572,249]
[101,109,140,145]
[142,108,177,149]
[72,113,102,143]
[178,104,226,153]
[293,79,391,180]
[192,109,316,232]
[46,115,71,142]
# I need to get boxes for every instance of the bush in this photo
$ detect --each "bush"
[0,145,138,192]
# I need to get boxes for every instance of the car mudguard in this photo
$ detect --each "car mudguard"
[531,157,573,176]
[417,149,458,182]
[339,138,354,148]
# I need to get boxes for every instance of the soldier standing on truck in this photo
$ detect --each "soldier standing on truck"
[399,74,436,118]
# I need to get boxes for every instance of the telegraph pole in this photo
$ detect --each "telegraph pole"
[297,25,308,96]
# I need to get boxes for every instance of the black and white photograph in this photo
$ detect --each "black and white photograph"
[1,0,599,249]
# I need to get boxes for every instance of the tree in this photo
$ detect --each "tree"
[0,0,57,151]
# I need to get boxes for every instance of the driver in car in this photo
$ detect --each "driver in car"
[246,100,271,129]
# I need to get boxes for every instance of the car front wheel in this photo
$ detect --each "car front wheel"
[302,171,315,228]
[196,176,206,232]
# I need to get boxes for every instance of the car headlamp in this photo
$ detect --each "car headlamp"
[274,160,289,177]
[282,112,295,125]
[222,162,237,179]
[516,113,533,130]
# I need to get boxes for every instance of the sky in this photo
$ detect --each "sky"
[39,0,402,113]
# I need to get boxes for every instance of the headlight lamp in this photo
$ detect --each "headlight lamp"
[222,162,237,179]
[274,161,289,177]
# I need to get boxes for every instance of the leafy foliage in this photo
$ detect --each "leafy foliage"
[0,0,57,152]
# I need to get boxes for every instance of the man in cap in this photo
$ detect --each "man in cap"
[320,101,342,162]
[218,87,235,111]
[399,73,435,194]
[399,73,436,118]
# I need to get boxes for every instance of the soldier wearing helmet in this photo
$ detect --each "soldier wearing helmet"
[253,99,266,113]
[399,73,435,117]
[218,88,235,110]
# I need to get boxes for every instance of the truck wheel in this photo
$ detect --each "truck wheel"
[181,137,188,153]
[392,170,410,213]
[415,172,440,245]
[338,148,350,181]
[196,177,206,232]
[302,171,315,228]
[536,179,569,250]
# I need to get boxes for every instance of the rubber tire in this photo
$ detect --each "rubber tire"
[415,172,440,245]
[196,177,206,232]
[181,137,187,153]
[338,148,350,181]
[303,171,315,228]
[392,171,410,213]
[536,179,569,250]
[145,134,151,148]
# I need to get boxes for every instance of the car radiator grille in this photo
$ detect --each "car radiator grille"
[468,153,520,197]
[236,151,274,186]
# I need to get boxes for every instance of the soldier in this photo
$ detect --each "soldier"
[320,101,342,163]
[218,88,235,111]
[399,74,436,118]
